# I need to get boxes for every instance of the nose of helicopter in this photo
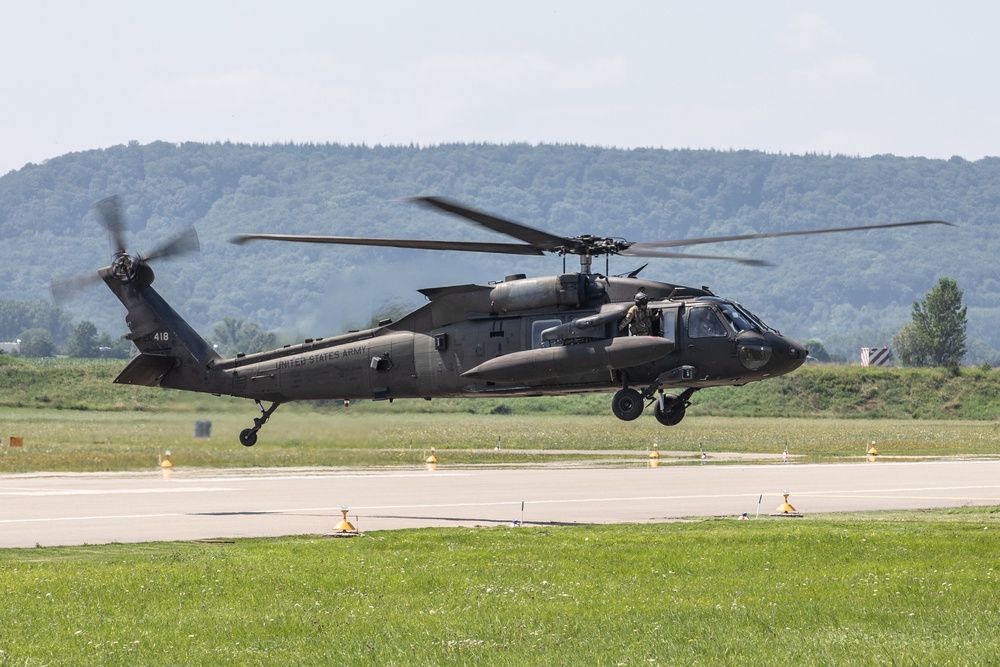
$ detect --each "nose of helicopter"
[768,335,809,375]
[735,333,808,376]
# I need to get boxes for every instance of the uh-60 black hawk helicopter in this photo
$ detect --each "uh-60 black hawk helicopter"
[55,195,949,446]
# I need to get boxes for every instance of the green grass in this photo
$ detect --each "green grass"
[3,409,1000,472]
[2,356,1000,472]
[4,356,1000,420]
[2,512,1000,665]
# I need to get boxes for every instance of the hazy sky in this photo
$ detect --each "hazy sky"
[3,1,999,176]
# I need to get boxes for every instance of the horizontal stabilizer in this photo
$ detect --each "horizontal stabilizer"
[114,353,177,387]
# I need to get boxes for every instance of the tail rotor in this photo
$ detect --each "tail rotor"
[51,196,200,304]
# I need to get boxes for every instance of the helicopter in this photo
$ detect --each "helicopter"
[54,195,950,446]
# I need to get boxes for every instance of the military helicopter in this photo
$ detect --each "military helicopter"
[55,195,949,446]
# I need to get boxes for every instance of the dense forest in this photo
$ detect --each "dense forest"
[0,142,997,362]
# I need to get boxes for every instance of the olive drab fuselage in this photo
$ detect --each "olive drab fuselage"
[108,269,808,410]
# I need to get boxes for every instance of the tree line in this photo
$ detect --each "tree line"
[0,298,276,359]
[0,142,995,363]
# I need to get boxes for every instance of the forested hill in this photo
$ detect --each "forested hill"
[0,142,996,362]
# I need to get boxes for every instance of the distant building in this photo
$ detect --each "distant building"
[0,341,20,354]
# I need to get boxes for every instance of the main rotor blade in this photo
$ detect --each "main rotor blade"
[94,195,127,254]
[407,196,577,253]
[631,219,953,251]
[230,233,544,256]
[620,248,772,267]
[143,226,200,262]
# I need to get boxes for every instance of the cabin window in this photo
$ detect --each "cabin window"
[687,307,728,339]
[659,310,677,342]
[531,319,562,349]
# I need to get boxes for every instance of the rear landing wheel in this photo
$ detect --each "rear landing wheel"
[239,401,281,447]
[611,388,644,421]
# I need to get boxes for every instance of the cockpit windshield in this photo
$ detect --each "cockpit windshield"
[717,302,756,334]
[734,303,778,333]
[714,301,778,334]
[732,302,776,333]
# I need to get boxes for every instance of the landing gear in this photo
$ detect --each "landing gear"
[651,388,699,427]
[239,400,281,447]
[653,393,686,426]
[611,378,700,425]
[612,387,644,421]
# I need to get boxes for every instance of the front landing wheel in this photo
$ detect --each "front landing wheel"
[611,388,644,421]
[239,429,258,447]
[653,394,686,426]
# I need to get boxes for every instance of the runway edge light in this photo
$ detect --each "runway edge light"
[328,506,359,538]
[770,491,803,517]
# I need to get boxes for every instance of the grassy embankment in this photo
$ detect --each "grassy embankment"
[4,356,1000,419]
[1,356,999,471]
[2,511,999,665]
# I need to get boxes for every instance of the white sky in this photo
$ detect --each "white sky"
[3,1,999,176]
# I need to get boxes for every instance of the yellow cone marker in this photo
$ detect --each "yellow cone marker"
[425,447,438,464]
[771,491,803,517]
[333,506,356,533]
[867,440,878,462]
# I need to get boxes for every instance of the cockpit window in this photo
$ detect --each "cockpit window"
[734,302,776,333]
[717,302,755,334]
[687,307,728,338]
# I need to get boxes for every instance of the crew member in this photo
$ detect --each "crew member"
[619,290,652,336]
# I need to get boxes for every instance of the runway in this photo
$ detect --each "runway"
[2,459,1000,548]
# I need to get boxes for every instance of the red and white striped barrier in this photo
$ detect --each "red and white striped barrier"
[861,346,891,366]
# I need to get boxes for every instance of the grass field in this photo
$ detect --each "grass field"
[4,356,1000,420]
[3,408,1000,472]
[1,512,999,665]
[3,355,1000,472]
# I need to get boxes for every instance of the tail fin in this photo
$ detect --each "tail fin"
[102,265,224,393]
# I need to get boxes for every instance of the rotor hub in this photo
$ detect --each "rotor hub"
[110,252,138,281]
[565,235,632,257]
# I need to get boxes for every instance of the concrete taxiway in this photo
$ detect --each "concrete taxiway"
[2,459,1000,548]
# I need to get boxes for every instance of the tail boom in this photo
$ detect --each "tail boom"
[102,266,225,394]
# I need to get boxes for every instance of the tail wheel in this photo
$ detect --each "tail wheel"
[654,394,686,426]
[611,388,644,421]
